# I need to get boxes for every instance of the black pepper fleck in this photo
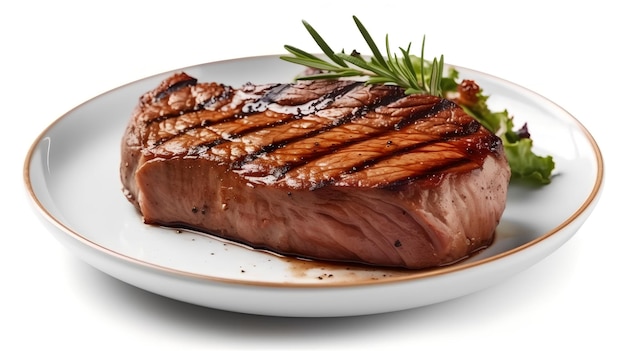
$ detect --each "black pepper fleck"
[394,240,402,247]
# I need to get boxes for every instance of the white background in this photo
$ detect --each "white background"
[2,1,622,350]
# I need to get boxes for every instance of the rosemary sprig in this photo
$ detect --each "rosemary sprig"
[280,16,445,96]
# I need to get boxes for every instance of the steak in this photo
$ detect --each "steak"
[120,72,511,269]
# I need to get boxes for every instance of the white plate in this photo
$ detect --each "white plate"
[24,55,603,317]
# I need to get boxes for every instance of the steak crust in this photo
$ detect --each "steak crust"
[121,72,511,269]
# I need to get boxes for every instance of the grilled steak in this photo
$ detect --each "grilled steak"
[120,72,511,269]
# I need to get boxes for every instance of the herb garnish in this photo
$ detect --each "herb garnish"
[281,16,555,185]
[281,16,444,96]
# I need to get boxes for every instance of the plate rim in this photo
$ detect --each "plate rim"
[23,54,605,289]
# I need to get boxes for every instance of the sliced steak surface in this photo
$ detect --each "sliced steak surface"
[120,72,511,269]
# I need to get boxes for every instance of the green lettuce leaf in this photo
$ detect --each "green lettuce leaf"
[503,138,555,185]
[442,69,555,185]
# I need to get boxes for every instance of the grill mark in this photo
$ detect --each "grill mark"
[197,84,235,110]
[393,99,456,130]
[152,81,363,150]
[186,138,229,156]
[303,130,479,190]
[383,158,474,189]
[347,138,464,176]
[241,81,362,114]
[232,85,407,168]
[241,83,292,113]
[148,85,237,126]
[154,77,198,102]
[252,98,455,181]
[168,82,379,156]
[151,109,246,147]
